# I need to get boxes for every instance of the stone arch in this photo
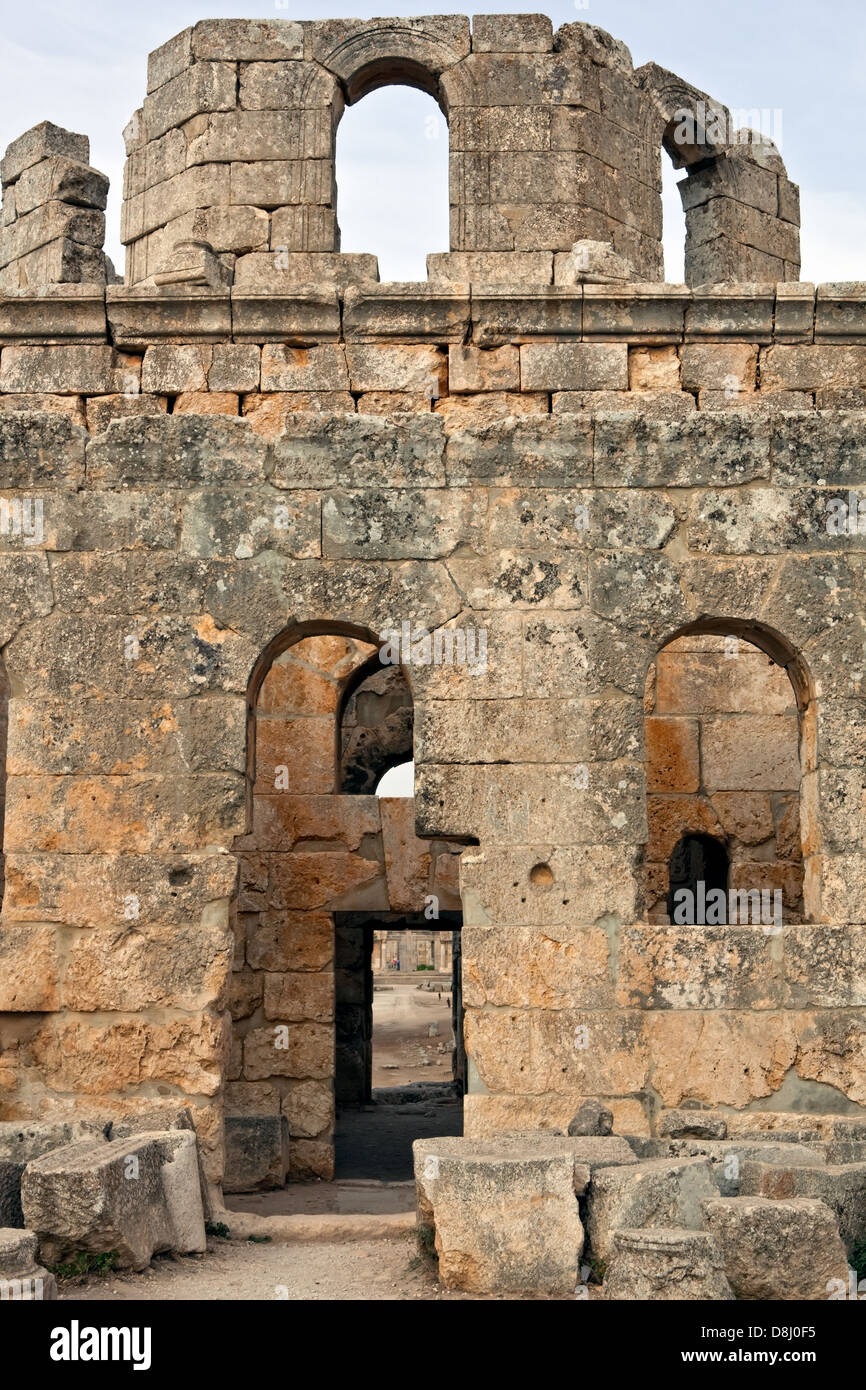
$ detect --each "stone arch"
[311,20,470,111]
[643,617,816,925]
[226,618,463,1190]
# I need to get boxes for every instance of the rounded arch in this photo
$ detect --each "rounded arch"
[243,619,417,823]
[644,617,818,925]
[651,617,814,715]
[314,23,469,113]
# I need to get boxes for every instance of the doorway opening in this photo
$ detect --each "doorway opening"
[335,910,464,1180]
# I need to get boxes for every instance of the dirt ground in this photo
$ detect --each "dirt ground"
[60,1233,495,1301]
[371,976,454,1087]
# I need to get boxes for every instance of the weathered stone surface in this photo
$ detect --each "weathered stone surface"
[21,1131,205,1270]
[568,1100,613,1136]
[659,1110,727,1140]
[703,1196,848,1300]
[414,1135,584,1294]
[603,1227,733,1300]
[223,1115,289,1193]
[586,1157,719,1261]
[739,1161,866,1254]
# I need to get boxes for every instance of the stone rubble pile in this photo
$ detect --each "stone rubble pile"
[413,1110,866,1299]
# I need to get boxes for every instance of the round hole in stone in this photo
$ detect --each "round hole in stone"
[529,862,554,889]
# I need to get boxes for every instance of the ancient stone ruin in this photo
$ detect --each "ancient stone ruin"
[0,14,864,1300]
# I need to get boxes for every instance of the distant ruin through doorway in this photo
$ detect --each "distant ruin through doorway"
[335,912,464,1181]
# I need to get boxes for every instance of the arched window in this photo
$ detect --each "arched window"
[644,627,808,926]
[335,85,448,281]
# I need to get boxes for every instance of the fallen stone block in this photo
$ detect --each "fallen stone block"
[659,1109,727,1140]
[568,1100,613,1136]
[667,1139,824,1195]
[223,1115,289,1193]
[586,1157,719,1263]
[414,1136,585,1295]
[0,1227,57,1300]
[704,1196,849,1300]
[739,1161,866,1255]
[21,1131,206,1271]
[0,1120,105,1227]
[603,1228,733,1301]
[416,1131,634,1202]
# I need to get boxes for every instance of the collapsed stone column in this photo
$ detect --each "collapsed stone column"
[0,123,117,288]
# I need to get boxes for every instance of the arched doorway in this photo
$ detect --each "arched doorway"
[224,624,464,1194]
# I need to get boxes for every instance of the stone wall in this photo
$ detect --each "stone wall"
[118,16,799,289]
[0,17,862,1190]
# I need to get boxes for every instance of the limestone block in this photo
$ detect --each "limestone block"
[0,239,109,290]
[1,123,89,186]
[208,345,260,393]
[0,1120,105,1227]
[413,1135,585,1295]
[260,344,349,392]
[21,1131,205,1270]
[13,159,109,217]
[703,1196,848,1300]
[233,251,378,290]
[146,29,193,93]
[0,346,139,396]
[239,61,342,111]
[0,1228,57,1300]
[520,342,628,391]
[603,1228,733,1300]
[141,345,212,394]
[345,344,446,395]
[434,392,547,428]
[262,970,334,1023]
[323,486,484,560]
[666,1139,823,1196]
[702,715,800,792]
[762,346,866,393]
[270,412,445,488]
[445,414,591,487]
[645,716,700,792]
[162,205,270,256]
[593,412,771,488]
[142,62,237,143]
[659,1111,727,1141]
[428,250,552,283]
[448,345,518,393]
[85,394,167,434]
[586,1157,719,1261]
[246,911,333,972]
[186,110,333,166]
[193,18,304,61]
[628,346,680,391]
[243,1022,333,1082]
[223,1115,289,1193]
[86,414,267,486]
[472,13,553,52]
[739,1161,866,1255]
[681,342,758,392]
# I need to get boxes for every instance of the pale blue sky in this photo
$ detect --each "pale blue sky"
[0,0,862,281]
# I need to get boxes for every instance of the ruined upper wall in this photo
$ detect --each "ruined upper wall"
[116,15,800,290]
